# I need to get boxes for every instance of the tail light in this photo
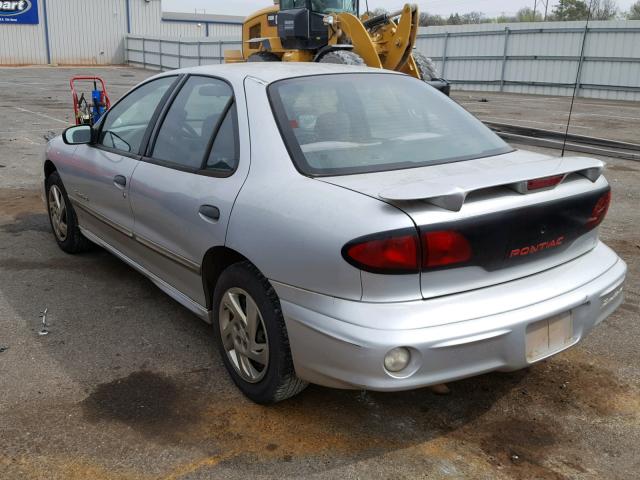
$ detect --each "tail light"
[422,230,472,268]
[343,229,472,274]
[342,230,420,274]
[586,189,611,230]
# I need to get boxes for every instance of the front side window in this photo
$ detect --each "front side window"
[98,76,176,154]
[269,74,512,176]
[152,76,236,171]
[310,0,357,14]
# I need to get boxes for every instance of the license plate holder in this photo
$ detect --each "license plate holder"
[526,311,574,362]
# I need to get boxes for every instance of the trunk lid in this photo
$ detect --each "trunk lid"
[321,150,610,299]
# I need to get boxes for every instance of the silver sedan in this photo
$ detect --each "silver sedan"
[43,63,626,403]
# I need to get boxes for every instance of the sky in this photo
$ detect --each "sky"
[162,0,638,18]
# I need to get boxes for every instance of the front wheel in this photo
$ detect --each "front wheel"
[413,52,441,81]
[45,171,92,254]
[213,262,308,404]
[247,52,281,62]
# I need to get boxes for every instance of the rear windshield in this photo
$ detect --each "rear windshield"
[268,73,512,176]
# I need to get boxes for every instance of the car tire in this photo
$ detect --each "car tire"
[247,51,281,62]
[318,50,366,66]
[413,51,441,81]
[212,261,308,404]
[45,171,93,254]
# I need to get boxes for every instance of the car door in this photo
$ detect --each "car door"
[128,75,250,307]
[65,76,178,254]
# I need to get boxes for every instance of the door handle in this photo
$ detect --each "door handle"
[199,205,220,222]
[114,175,127,189]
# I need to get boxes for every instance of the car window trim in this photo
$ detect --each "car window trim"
[196,103,240,179]
[201,97,235,168]
[139,75,188,157]
[92,74,181,159]
[143,74,189,158]
[141,73,241,179]
[201,96,233,170]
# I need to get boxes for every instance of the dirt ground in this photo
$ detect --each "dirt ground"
[0,66,638,480]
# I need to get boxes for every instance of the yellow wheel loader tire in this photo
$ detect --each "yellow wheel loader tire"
[413,52,441,81]
[318,50,365,66]
[248,52,281,62]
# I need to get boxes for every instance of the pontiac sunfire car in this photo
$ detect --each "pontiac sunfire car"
[43,64,626,404]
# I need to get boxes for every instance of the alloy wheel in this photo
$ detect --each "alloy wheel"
[218,287,269,383]
[48,185,68,242]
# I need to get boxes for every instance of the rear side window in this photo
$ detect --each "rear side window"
[268,73,512,176]
[99,76,176,154]
[152,76,237,171]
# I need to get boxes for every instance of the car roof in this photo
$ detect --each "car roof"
[151,62,402,84]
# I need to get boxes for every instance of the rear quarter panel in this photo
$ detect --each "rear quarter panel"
[225,77,418,301]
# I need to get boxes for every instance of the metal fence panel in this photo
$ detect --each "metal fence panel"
[126,20,640,101]
[417,20,640,101]
[126,35,242,71]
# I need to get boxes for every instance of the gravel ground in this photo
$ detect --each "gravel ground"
[0,67,638,480]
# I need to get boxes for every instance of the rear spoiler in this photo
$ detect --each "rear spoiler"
[378,157,605,212]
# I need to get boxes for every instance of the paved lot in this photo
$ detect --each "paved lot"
[456,90,640,144]
[0,67,638,480]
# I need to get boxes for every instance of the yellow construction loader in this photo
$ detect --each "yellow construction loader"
[225,0,450,95]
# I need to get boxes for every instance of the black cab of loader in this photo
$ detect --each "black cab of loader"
[277,0,358,50]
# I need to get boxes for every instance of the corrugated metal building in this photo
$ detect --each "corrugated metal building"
[0,0,242,65]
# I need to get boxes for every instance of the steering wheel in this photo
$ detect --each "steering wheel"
[181,122,199,139]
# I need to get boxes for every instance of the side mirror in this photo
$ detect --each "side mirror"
[62,125,93,145]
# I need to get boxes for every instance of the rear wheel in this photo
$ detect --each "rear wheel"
[413,52,441,81]
[318,50,365,66]
[247,51,281,62]
[213,261,308,404]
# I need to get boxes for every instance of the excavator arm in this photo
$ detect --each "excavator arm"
[330,13,383,68]
[379,4,419,72]
[226,1,450,95]
[334,4,421,75]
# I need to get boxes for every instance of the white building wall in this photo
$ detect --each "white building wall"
[0,0,242,65]
[48,0,128,65]
[209,23,242,38]
[130,0,203,37]
[0,0,47,64]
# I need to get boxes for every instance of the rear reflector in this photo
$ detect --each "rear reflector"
[527,175,565,192]
[586,189,611,230]
[422,230,472,268]
[343,231,419,274]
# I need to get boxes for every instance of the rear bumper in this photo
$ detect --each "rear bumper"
[274,242,626,391]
